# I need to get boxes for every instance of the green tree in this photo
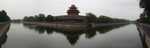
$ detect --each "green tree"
[38,14,46,21]
[0,10,10,22]
[97,15,112,23]
[45,15,53,22]
[86,13,97,23]
[23,16,29,21]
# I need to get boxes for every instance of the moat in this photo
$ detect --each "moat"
[0,23,145,48]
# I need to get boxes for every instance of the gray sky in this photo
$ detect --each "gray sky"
[0,0,143,20]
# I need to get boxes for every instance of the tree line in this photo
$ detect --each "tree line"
[23,14,53,22]
[138,0,150,24]
[137,13,150,24]
[0,10,10,22]
[23,13,129,23]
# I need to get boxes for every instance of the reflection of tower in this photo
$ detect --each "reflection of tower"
[67,4,80,16]
[66,34,79,45]
[59,31,82,45]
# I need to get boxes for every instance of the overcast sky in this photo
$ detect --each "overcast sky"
[0,0,143,20]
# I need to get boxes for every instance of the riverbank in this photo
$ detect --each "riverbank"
[23,22,88,31]
[0,21,11,24]
[23,22,129,29]
[94,22,130,27]
[0,23,10,38]
[0,22,10,38]
[136,23,150,48]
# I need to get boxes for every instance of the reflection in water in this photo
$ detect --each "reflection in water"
[60,32,80,45]
[85,29,96,39]
[0,23,10,48]
[23,23,128,45]
[136,24,150,48]
[96,25,128,34]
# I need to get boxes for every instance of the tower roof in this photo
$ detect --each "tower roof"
[70,4,77,9]
[67,4,80,16]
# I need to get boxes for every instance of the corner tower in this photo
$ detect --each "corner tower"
[67,4,80,16]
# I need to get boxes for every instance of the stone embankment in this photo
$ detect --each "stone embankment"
[23,22,129,30]
[0,23,10,38]
[136,23,150,48]
[23,22,88,31]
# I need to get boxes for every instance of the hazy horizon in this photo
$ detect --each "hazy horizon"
[0,0,143,20]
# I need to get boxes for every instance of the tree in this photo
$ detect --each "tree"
[86,13,97,23]
[0,10,10,22]
[38,13,46,21]
[45,15,53,22]
[0,10,7,16]
[97,15,112,23]
[23,16,29,21]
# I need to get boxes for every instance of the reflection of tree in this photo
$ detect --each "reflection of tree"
[96,24,128,34]
[23,23,128,45]
[45,27,53,34]
[85,28,96,39]
[23,24,54,34]
[0,24,10,48]
[23,24,37,30]
[34,26,46,34]
[0,33,7,48]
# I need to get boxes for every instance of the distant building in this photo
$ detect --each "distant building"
[55,4,87,23]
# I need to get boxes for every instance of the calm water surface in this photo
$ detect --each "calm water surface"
[1,23,143,48]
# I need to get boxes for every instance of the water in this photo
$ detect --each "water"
[0,23,144,48]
